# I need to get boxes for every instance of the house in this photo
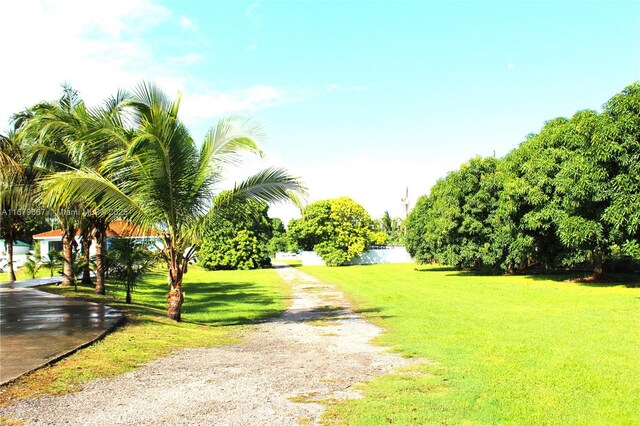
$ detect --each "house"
[32,220,162,259]
[0,239,32,269]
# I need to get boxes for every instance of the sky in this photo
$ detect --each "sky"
[1,0,639,223]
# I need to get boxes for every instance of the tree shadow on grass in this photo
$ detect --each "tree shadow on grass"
[516,270,639,288]
[42,277,292,328]
[180,282,292,326]
[413,267,640,288]
[413,266,459,273]
[281,305,393,324]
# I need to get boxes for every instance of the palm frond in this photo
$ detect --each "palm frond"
[38,168,153,229]
[230,166,307,205]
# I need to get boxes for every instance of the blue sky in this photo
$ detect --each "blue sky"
[1,0,639,222]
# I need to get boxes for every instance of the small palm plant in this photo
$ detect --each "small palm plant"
[23,255,41,279]
[41,250,62,278]
[108,238,156,303]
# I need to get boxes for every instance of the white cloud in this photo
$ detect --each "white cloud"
[180,85,282,123]
[179,16,197,32]
[0,0,171,127]
[507,62,516,69]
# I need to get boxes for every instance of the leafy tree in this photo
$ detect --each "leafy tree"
[598,83,640,270]
[198,198,273,270]
[108,238,156,303]
[41,82,306,320]
[267,217,292,255]
[493,119,580,272]
[288,197,377,266]
[408,82,640,277]
[406,157,502,269]
[553,84,640,278]
[405,195,435,264]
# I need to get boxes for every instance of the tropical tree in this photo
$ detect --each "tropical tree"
[15,86,131,293]
[40,82,306,320]
[288,197,380,266]
[267,217,290,255]
[23,255,41,279]
[108,238,156,303]
[378,211,403,244]
[14,85,92,287]
[0,133,37,282]
[198,197,273,270]
[41,250,62,278]
[406,157,502,269]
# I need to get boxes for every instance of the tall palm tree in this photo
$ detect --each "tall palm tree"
[82,90,139,294]
[14,85,122,294]
[41,82,306,320]
[0,133,32,282]
[15,85,100,287]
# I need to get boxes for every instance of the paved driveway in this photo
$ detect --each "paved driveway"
[0,279,123,384]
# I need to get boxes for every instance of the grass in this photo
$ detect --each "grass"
[301,264,640,425]
[4,266,51,282]
[0,265,290,406]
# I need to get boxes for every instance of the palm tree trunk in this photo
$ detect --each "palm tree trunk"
[81,235,92,286]
[93,221,107,294]
[6,239,16,282]
[94,235,106,294]
[61,231,75,287]
[167,263,184,321]
[126,283,132,304]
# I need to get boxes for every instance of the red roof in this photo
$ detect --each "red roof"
[33,221,159,239]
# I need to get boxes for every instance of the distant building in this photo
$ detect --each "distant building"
[32,220,161,259]
[0,240,31,268]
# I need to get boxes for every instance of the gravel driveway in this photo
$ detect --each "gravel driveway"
[0,265,417,425]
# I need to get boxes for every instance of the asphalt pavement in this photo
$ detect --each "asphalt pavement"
[0,278,123,384]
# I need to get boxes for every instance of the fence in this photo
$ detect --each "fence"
[301,245,413,266]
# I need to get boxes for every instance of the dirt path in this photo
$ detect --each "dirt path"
[1,265,416,425]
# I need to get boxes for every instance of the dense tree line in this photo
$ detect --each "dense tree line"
[406,83,640,278]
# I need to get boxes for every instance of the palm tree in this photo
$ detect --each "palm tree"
[41,250,62,278]
[23,255,41,279]
[41,82,307,320]
[379,211,403,244]
[0,133,34,282]
[9,86,131,291]
[108,238,156,303]
[83,90,138,295]
[15,85,97,288]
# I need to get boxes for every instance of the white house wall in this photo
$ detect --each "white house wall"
[301,246,414,266]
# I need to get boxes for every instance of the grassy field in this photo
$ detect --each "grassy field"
[3,266,50,282]
[301,264,640,425]
[0,265,290,406]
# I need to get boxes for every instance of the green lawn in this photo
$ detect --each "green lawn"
[301,264,640,425]
[4,266,50,282]
[0,265,290,405]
